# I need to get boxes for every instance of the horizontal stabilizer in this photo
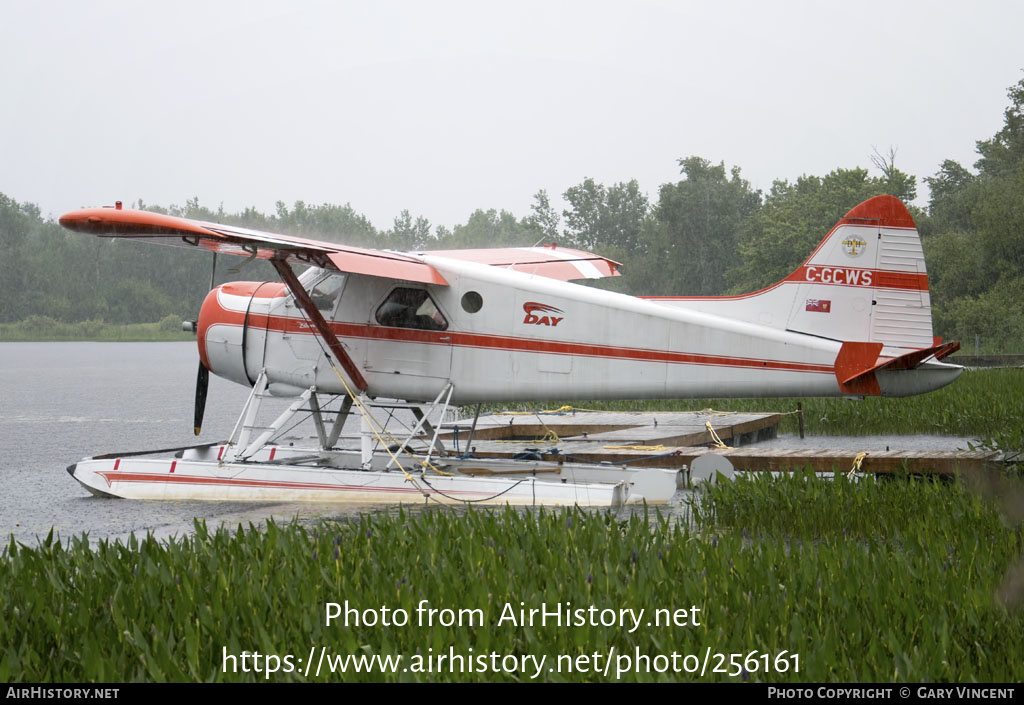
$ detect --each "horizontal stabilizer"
[835,341,961,395]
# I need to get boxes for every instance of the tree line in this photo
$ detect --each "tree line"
[2,77,1022,351]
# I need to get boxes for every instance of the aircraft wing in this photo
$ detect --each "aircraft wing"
[59,206,449,286]
[424,246,621,282]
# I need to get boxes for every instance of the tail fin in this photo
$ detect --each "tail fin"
[783,195,932,349]
[648,195,937,351]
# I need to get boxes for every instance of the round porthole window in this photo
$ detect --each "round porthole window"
[461,291,483,313]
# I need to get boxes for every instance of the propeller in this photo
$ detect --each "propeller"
[194,363,209,436]
[192,253,217,436]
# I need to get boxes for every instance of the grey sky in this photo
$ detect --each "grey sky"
[2,0,1022,232]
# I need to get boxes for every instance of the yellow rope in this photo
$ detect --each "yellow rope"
[495,405,590,415]
[847,451,868,479]
[491,411,561,445]
[705,422,733,449]
[603,445,668,451]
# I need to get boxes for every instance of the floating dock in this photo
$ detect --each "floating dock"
[441,410,1003,476]
[445,409,781,447]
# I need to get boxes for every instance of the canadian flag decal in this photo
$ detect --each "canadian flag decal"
[805,299,832,313]
[523,302,564,327]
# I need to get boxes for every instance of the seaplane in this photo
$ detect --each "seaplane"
[59,194,961,507]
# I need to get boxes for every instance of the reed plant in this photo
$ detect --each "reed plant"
[3,477,1022,682]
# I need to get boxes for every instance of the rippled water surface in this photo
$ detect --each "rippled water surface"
[0,342,405,544]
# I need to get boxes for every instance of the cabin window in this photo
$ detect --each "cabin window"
[376,288,448,331]
[461,291,483,313]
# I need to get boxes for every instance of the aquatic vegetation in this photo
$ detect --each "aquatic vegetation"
[2,477,1022,682]
[4,368,1020,682]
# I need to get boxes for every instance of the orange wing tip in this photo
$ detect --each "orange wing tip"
[839,195,916,229]
[59,207,222,239]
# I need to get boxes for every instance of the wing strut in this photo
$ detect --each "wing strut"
[270,257,369,392]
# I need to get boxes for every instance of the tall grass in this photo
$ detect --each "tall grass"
[694,468,1004,539]
[3,483,1022,682]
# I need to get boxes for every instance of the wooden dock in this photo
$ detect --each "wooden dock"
[440,410,1003,476]
[443,409,781,447]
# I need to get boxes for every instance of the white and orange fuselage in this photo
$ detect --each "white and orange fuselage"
[196,196,961,404]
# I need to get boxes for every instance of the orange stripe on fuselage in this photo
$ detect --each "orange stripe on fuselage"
[202,300,835,376]
[643,266,928,303]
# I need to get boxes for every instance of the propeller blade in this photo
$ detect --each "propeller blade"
[192,252,216,436]
[194,362,209,436]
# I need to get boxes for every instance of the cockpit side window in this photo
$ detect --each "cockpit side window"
[375,288,448,331]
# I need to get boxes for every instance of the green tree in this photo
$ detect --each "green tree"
[728,165,916,294]
[870,147,917,203]
[523,190,560,243]
[974,76,1024,178]
[925,75,1024,351]
[387,210,433,250]
[642,157,760,296]
[562,178,650,253]
[440,209,535,249]
[0,195,35,322]
[923,159,976,234]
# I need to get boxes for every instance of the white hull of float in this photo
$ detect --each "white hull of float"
[67,453,677,507]
[181,443,680,487]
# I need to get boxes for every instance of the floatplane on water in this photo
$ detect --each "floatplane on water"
[60,195,961,507]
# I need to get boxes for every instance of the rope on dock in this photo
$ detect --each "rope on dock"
[847,451,868,478]
[705,422,733,449]
[603,444,669,451]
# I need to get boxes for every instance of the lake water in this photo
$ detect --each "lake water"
[0,342,409,544]
[0,342,979,545]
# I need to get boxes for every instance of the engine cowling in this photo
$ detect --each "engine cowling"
[197,281,288,387]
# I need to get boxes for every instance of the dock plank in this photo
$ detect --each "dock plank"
[438,410,1002,475]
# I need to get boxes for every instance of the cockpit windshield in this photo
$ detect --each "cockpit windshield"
[298,268,346,312]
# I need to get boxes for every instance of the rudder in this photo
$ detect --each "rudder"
[783,195,933,350]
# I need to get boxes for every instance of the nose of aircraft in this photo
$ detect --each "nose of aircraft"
[196,286,222,372]
[196,282,284,389]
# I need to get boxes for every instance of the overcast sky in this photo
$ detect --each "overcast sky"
[2,0,1023,232]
